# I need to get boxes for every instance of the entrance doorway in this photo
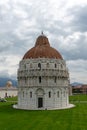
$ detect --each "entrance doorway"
[38,98,43,108]
[5,93,7,97]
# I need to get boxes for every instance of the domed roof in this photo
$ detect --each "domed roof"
[6,81,12,87]
[23,33,63,59]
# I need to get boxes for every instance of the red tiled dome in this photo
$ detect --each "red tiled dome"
[23,34,63,59]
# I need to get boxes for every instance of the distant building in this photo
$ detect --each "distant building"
[81,85,87,94]
[0,81,18,98]
[72,84,87,94]
[15,33,73,110]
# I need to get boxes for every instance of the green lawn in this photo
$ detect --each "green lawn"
[0,95,87,130]
[69,94,87,101]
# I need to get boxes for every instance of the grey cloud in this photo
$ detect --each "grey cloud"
[57,33,87,60]
[0,1,87,61]
[67,60,87,72]
[0,70,9,78]
[68,5,87,32]
[0,39,14,53]
[67,60,87,83]
[0,57,7,65]
[0,0,87,83]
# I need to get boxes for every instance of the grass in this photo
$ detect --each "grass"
[6,96,17,101]
[69,94,87,101]
[0,95,87,130]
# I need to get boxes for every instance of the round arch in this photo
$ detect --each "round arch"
[36,88,44,108]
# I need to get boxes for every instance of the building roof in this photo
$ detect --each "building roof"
[0,87,18,91]
[23,34,63,59]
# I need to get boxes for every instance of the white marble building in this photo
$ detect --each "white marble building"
[0,81,18,98]
[16,33,72,110]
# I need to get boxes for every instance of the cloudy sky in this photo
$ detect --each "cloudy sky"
[0,0,87,83]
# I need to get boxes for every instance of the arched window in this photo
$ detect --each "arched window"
[57,91,59,98]
[54,77,57,83]
[49,91,51,98]
[23,91,24,97]
[25,77,27,84]
[24,64,26,69]
[47,63,49,68]
[30,92,32,98]
[38,63,41,69]
[39,76,41,83]
[30,63,32,68]
[61,64,63,68]
[55,64,57,68]
[64,91,65,97]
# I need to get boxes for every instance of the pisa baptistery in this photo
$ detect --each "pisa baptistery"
[16,33,71,110]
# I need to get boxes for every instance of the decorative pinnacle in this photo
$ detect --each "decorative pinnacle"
[41,31,44,35]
